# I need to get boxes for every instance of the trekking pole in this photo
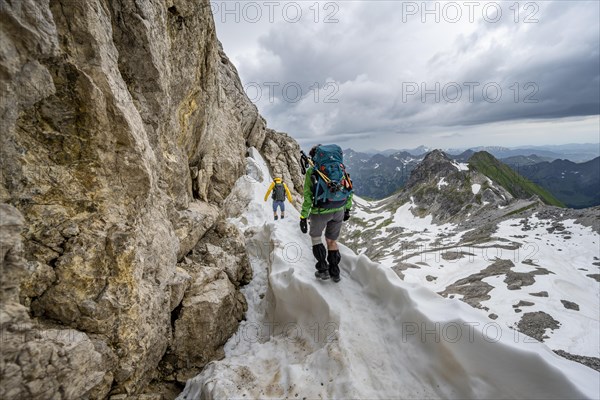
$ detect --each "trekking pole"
[300,151,309,175]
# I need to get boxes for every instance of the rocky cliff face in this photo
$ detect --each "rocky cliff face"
[0,0,301,398]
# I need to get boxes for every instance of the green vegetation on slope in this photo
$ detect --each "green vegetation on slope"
[468,151,565,207]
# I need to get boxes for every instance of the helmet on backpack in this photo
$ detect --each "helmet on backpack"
[309,144,321,158]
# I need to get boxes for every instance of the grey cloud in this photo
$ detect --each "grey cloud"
[216,1,599,148]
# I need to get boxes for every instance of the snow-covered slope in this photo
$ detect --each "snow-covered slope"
[346,195,600,363]
[178,149,599,399]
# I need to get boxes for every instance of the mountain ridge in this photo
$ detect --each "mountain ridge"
[343,147,596,208]
[468,151,565,207]
[349,143,599,162]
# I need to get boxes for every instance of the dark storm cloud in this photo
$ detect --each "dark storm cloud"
[215,1,599,147]
[425,1,600,127]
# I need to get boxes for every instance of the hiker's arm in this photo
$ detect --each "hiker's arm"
[264,182,274,202]
[284,183,293,203]
[345,192,353,211]
[300,171,313,219]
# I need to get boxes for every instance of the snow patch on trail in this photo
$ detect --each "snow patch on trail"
[178,149,599,400]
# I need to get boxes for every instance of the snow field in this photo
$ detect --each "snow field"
[354,190,599,359]
[178,149,599,400]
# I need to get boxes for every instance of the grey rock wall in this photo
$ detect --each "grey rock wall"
[0,0,302,398]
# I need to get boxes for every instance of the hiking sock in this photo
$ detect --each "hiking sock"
[327,250,341,281]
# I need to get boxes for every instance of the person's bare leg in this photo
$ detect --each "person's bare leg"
[325,238,338,251]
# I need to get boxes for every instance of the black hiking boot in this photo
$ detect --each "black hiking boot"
[315,270,330,280]
[281,214,285,219]
[327,250,341,283]
[312,243,329,280]
[274,215,278,220]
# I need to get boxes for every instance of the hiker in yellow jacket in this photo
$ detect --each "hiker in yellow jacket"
[264,177,293,220]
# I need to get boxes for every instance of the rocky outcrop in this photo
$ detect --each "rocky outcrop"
[161,219,252,385]
[398,150,513,223]
[0,0,301,398]
[261,129,304,205]
[553,350,600,372]
[1,205,113,399]
[439,259,515,309]
[517,311,560,342]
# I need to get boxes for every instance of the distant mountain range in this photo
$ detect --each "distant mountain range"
[344,144,600,208]
[361,145,432,157]
[505,157,600,209]
[360,143,599,162]
[452,146,596,162]
[344,149,423,199]
[501,155,555,166]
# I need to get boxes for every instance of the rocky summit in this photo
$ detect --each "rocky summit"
[0,1,300,398]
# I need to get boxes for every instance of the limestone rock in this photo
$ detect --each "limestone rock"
[190,219,253,287]
[517,311,560,342]
[161,218,252,382]
[0,0,301,396]
[261,129,304,203]
[439,259,515,309]
[1,204,27,307]
[560,300,580,311]
[171,268,247,383]
[0,205,112,399]
[19,261,57,306]
[174,201,220,261]
[168,267,192,312]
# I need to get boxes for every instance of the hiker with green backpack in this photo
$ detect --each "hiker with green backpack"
[299,144,353,283]
[264,177,293,220]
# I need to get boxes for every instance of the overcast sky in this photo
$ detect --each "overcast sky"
[213,1,600,151]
